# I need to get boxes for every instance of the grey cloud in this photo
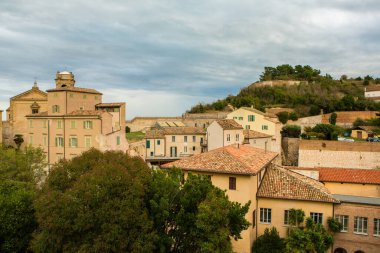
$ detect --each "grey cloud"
[0,0,380,118]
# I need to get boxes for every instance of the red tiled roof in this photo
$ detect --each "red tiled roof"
[46,86,102,94]
[161,145,278,175]
[257,166,339,203]
[289,167,380,185]
[243,129,272,139]
[215,119,243,130]
[365,85,380,92]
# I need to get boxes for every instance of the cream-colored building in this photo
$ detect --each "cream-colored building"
[206,119,244,151]
[145,127,206,165]
[22,71,127,166]
[162,145,279,253]
[243,129,272,151]
[365,85,380,102]
[227,107,282,153]
[2,82,48,147]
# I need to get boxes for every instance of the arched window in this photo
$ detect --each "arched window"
[52,105,60,113]
[354,251,365,253]
[334,248,347,253]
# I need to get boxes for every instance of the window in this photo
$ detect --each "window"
[55,136,64,147]
[374,218,380,236]
[193,136,196,142]
[83,121,93,129]
[227,134,231,142]
[354,217,368,234]
[69,137,78,148]
[248,115,255,122]
[310,212,323,224]
[94,95,98,100]
[57,120,62,129]
[184,146,187,153]
[28,119,33,128]
[43,120,47,128]
[233,116,237,119]
[157,140,160,145]
[260,208,272,223]
[57,153,63,161]
[245,125,250,130]
[32,108,39,114]
[52,105,60,113]
[116,136,121,145]
[284,210,290,225]
[70,121,76,129]
[69,93,74,98]
[336,215,349,232]
[150,151,154,156]
[146,140,150,149]
[43,135,47,146]
[184,136,188,142]
[236,134,240,142]
[84,136,92,148]
[252,210,256,228]
[83,94,87,99]
[172,136,176,142]
[229,177,236,190]
[192,146,195,151]
[262,125,268,130]
[238,117,243,120]
[29,135,33,145]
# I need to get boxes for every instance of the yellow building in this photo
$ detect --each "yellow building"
[145,127,206,165]
[162,145,341,253]
[351,126,380,139]
[2,81,48,147]
[206,119,244,151]
[22,71,127,166]
[226,107,282,153]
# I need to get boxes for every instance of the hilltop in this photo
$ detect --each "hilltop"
[188,64,380,117]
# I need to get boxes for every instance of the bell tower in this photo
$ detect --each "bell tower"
[55,71,75,88]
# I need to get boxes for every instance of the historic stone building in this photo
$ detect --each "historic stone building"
[3,71,128,166]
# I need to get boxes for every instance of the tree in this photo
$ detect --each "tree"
[329,112,337,125]
[289,112,298,121]
[277,111,289,124]
[281,125,301,138]
[0,146,46,253]
[148,170,250,253]
[252,227,285,253]
[312,124,344,140]
[288,208,305,228]
[286,217,333,253]
[32,149,157,253]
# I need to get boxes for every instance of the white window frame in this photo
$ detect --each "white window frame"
[52,105,60,113]
[184,136,188,143]
[57,120,62,129]
[55,136,64,147]
[335,215,349,232]
[83,120,93,129]
[69,136,78,148]
[374,218,380,236]
[310,212,323,224]
[354,216,368,234]
[260,208,272,224]
[236,134,239,141]
[84,136,92,148]
[227,134,231,142]
[284,210,290,225]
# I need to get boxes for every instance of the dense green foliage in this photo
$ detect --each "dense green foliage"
[252,227,284,253]
[0,146,45,253]
[285,217,333,253]
[188,65,380,116]
[31,149,250,253]
[281,125,301,138]
[288,209,305,227]
[327,217,343,233]
[329,112,337,125]
[302,124,345,140]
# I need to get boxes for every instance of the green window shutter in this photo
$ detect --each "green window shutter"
[146,140,150,148]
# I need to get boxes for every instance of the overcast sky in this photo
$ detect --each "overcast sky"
[1,0,380,119]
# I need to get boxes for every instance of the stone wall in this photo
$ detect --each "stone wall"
[298,140,380,169]
[281,137,300,166]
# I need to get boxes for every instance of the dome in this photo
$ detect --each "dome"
[59,71,71,74]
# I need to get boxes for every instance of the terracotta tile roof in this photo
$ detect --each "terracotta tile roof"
[161,145,278,175]
[96,103,124,107]
[240,107,266,116]
[26,111,48,117]
[145,129,165,139]
[243,129,272,139]
[46,86,102,94]
[257,166,339,203]
[356,125,379,132]
[289,167,380,185]
[145,127,205,139]
[365,85,380,92]
[215,119,243,130]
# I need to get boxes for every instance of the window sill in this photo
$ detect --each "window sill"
[374,234,380,237]
[260,222,271,225]
[353,232,368,236]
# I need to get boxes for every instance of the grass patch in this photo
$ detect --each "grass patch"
[126,131,145,143]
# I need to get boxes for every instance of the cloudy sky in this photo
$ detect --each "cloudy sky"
[1,0,379,119]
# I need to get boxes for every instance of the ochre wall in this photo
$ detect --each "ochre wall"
[324,182,380,197]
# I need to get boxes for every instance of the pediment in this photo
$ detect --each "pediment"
[11,88,47,101]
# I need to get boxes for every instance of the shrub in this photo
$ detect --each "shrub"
[281,125,301,138]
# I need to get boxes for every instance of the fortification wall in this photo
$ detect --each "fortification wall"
[298,140,380,169]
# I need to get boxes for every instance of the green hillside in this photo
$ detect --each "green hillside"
[188,65,380,117]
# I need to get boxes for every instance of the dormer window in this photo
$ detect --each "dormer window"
[32,108,39,114]
[31,102,40,114]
